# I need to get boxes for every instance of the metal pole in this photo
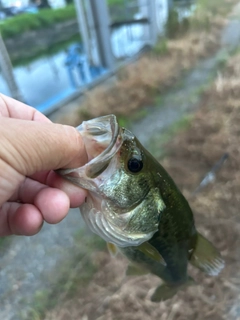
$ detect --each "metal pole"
[90,0,115,70]
[155,0,169,35]
[148,0,158,46]
[0,33,23,101]
[85,0,101,66]
[74,0,90,58]
[73,0,91,82]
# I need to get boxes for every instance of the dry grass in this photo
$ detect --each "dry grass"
[59,30,219,127]
[57,0,238,127]
[44,50,240,320]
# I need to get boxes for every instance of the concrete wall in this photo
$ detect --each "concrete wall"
[5,19,79,62]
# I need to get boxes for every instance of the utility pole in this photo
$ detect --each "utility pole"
[74,0,91,60]
[85,0,101,66]
[148,0,158,46]
[0,34,23,101]
[73,0,91,82]
[90,0,114,70]
[155,0,169,35]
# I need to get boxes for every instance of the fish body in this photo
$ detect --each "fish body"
[59,115,224,301]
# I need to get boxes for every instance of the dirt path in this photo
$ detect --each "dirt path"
[130,1,240,147]
[1,11,240,320]
[130,47,240,148]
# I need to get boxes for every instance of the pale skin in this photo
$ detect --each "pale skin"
[0,93,87,237]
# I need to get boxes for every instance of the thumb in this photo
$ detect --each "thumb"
[0,117,87,176]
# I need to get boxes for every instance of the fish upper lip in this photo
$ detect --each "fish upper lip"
[92,114,119,164]
[57,115,122,186]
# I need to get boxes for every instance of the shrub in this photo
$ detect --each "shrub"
[0,5,76,39]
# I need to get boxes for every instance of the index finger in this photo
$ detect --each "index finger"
[0,93,50,122]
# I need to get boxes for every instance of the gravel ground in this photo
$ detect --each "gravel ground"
[1,12,240,320]
[0,208,86,320]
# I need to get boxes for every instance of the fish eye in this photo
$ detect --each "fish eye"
[128,158,143,173]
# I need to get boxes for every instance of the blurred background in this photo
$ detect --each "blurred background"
[1,0,240,319]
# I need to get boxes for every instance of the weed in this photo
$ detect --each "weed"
[0,236,12,257]
[148,115,193,159]
[154,95,162,107]
[152,38,168,56]
[166,8,190,39]
[117,115,130,128]
[0,5,76,40]
[190,0,237,31]
[107,0,124,6]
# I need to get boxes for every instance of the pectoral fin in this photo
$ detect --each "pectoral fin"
[107,242,119,257]
[126,264,149,276]
[137,242,166,265]
[190,232,224,276]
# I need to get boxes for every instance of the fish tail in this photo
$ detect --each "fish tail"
[151,277,195,302]
[190,232,224,276]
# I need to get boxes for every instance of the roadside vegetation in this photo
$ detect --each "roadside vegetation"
[0,5,76,39]
[58,0,239,127]
[44,43,240,320]
[107,0,125,6]
[0,0,124,40]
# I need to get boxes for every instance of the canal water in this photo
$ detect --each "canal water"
[0,0,195,113]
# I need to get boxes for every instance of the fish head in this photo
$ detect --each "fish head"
[58,115,166,247]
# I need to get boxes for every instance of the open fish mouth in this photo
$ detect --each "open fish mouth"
[58,115,160,247]
[58,115,122,191]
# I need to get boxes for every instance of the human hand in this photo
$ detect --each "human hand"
[0,94,87,237]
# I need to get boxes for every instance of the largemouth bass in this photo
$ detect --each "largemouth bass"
[58,115,224,301]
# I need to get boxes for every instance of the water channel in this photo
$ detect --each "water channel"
[0,0,195,113]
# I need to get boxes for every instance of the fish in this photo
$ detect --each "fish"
[58,114,224,301]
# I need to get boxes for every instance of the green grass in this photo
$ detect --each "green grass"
[107,0,125,6]
[117,115,130,128]
[154,95,163,107]
[0,237,7,247]
[191,0,237,30]
[152,38,169,56]
[196,0,235,15]
[0,5,76,39]
[117,108,149,128]
[148,115,193,159]
[165,8,190,38]
[0,236,12,256]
